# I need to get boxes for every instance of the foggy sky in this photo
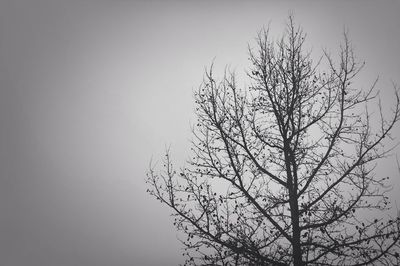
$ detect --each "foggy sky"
[0,1,399,266]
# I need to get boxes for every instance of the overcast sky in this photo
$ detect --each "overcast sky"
[0,1,399,266]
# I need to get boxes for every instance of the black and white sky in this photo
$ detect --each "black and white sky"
[0,1,399,266]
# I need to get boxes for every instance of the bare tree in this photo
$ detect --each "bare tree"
[147,16,400,265]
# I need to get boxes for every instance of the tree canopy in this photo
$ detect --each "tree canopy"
[147,16,400,265]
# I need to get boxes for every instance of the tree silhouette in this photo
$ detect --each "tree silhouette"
[147,17,400,265]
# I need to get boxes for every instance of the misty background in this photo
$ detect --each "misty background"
[0,1,399,266]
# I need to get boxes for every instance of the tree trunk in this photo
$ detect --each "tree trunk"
[290,194,303,266]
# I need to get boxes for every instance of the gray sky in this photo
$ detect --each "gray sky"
[0,1,399,265]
